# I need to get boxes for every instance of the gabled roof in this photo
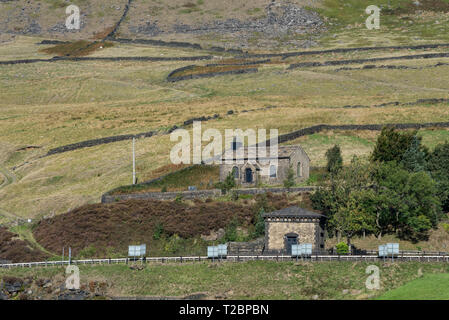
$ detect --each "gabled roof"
[221,145,305,161]
[262,206,325,219]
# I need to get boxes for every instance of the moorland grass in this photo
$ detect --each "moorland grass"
[0,261,448,299]
[1,36,449,221]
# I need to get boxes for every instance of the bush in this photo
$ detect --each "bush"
[325,145,343,174]
[224,218,239,242]
[216,171,236,194]
[78,245,97,258]
[283,166,295,188]
[443,223,449,234]
[153,223,164,240]
[164,234,183,254]
[336,242,349,255]
[253,208,265,237]
[174,194,183,203]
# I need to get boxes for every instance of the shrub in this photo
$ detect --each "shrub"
[443,223,449,234]
[153,223,164,240]
[224,218,239,242]
[174,194,183,203]
[283,166,295,189]
[336,242,349,255]
[78,245,97,258]
[325,145,343,174]
[164,234,183,254]
[253,208,265,237]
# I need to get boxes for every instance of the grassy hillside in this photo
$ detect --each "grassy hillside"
[2,0,449,49]
[378,273,449,300]
[1,261,448,299]
[0,1,449,223]
[1,39,449,220]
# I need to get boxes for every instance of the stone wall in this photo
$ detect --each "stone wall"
[167,68,258,83]
[265,218,325,253]
[102,189,221,203]
[101,186,314,203]
[227,238,264,255]
[234,187,315,196]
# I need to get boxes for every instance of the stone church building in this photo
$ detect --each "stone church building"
[219,144,310,186]
[263,206,326,254]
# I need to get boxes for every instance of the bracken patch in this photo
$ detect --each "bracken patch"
[33,194,298,256]
[0,227,48,263]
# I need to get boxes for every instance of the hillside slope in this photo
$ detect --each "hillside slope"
[0,0,324,48]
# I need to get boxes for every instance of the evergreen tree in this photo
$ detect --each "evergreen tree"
[427,142,449,212]
[371,127,415,163]
[325,145,343,174]
[401,135,427,172]
[254,208,265,236]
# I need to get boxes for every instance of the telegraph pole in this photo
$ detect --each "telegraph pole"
[132,137,136,185]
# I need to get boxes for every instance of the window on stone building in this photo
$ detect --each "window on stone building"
[232,166,239,179]
[270,165,277,178]
[297,162,302,177]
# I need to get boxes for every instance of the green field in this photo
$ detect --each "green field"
[378,273,449,300]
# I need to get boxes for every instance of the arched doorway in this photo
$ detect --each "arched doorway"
[245,168,253,183]
[285,233,298,254]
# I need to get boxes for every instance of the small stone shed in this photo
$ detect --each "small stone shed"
[263,206,326,254]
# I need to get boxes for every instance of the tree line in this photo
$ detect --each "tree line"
[311,127,449,244]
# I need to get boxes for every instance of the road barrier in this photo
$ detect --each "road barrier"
[2,252,449,269]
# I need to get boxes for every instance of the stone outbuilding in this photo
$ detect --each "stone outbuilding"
[219,144,310,187]
[263,206,326,254]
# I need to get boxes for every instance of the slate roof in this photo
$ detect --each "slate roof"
[262,206,325,219]
[222,145,304,160]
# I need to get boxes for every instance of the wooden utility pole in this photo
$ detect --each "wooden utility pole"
[132,137,136,185]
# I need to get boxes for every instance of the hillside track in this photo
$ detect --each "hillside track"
[0,166,16,190]
[0,166,20,222]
